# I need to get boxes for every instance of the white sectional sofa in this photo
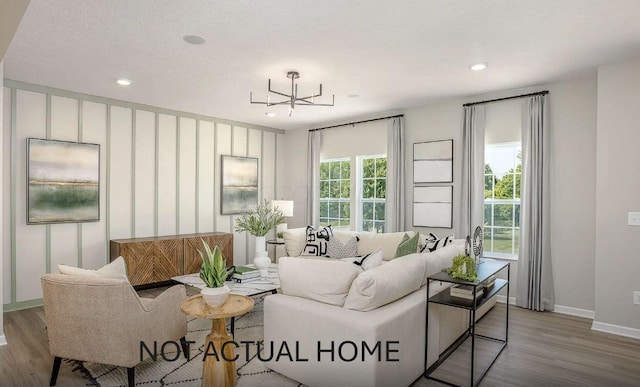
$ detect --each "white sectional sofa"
[263,228,497,387]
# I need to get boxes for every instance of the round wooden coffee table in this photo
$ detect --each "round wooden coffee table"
[181,294,254,387]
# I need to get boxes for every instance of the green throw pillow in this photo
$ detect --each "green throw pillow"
[395,233,419,258]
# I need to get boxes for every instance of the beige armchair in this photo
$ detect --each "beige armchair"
[41,274,188,386]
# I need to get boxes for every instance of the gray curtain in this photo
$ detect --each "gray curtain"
[517,94,554,311]
[306,130,322,226]
[456,105,486,239]
[386,117,405,232]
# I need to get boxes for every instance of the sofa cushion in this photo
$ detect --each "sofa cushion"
[58,256,128,281]
[278,257,362,306]
[326,235,359,258]
[358,231,416,261]
[395,233,420,258]
[300,225,333,257]
[421,243,466,285]
[283,227,308,256]
[343,253,427,311]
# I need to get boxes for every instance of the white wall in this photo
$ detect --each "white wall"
[281,76,598,314]
[594,58,640,333]
[2,80,282,310]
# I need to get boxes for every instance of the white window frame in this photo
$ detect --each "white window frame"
[484,142,521,260]
[357,154,387,233]
[319,158,351,230]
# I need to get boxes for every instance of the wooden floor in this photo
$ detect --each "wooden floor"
[1,292,639,387]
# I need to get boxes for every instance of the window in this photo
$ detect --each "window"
[484,143,521,259]
[319,159,351,228]
[360,156,387,233]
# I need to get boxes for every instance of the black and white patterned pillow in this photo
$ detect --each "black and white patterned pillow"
[420,232,454,253]
[326,236,359,259]
[300,225,333,256]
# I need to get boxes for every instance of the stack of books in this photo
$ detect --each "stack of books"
[232,266,260,283]
[450,284,484,300]
[481,274,497,290]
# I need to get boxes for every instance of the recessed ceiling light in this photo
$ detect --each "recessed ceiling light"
[116,78,131,86]
[469,62,488,71]
[184,35,206,45]
[265,112,276,117]
[348,94,360,98]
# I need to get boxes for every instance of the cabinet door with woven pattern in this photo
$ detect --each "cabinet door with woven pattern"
[153,238,184,282]
[117,241,154,286]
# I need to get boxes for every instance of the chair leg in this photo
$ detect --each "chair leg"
[49,356,62,386]
[127,367,135,387]
[180,336,189,360]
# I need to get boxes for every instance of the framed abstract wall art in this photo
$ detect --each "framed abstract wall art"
[413,139,453,183]
[412,186,453,228]
[27,138,100,224]
[221,155,259,214]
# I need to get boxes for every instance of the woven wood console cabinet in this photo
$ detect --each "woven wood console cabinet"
[110,232,233,287]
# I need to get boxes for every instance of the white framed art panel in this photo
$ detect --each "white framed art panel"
[413,139,453,183]
[413,186,452,228]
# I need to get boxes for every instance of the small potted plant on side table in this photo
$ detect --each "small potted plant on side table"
[199,240,234,307]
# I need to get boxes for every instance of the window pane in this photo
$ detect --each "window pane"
[492,228,512,253]
[319,217,328,226]
[362,202,373,220]
[484,204,492,226]
[320,201,328,217]
[328,218,338,226]
[375,158,387,177]
[330,162,341,179]
[514,204,520,227]
[329,202,339,218]
[374,221,385,233]
[514,228,520,254]
[330,181,340,198]
[340,180,350,198]
[485,175,494,199]
[362,179,374,198]
[515,173,521,199]
[484,227,493,253]
[341,202,350,219]
[320,181,329,198]
[362,158,375,178]
[375,178,386,199]
[494,204,513,227]
[363,220,374,232]
[341,161,350,179]
[320,163,329,179]
[375,202,385,221]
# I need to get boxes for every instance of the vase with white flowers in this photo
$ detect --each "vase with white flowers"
[199,239,234,307]
[234,199,285,277]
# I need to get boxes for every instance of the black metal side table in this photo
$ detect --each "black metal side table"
[266,239,285,261]
[424,259,510,387]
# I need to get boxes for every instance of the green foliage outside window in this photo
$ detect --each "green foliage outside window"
[361,156,387,233]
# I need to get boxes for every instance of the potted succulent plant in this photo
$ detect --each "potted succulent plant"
[198,239,234,307]
[234,199,285,276]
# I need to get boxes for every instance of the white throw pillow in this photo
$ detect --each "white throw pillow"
[352,248,383,271]
[283,227,309,256]
[278,256,362,306]
[58,256,128,281]
[343,253,427,311]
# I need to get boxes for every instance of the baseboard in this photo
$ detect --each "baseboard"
[0,334,7,346]
[553,305,595,319]
[495,295,516,305]
[591,321,640,340]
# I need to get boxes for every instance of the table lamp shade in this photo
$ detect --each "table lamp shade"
[271,200,294,217]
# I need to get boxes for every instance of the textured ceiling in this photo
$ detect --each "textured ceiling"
[4,0,640,130]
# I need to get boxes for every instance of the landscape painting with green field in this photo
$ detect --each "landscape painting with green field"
[27,138,100,224]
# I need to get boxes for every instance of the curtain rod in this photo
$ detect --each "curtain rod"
[463,90,549,107]
[309,114,404,132]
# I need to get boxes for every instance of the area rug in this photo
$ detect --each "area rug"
[73,295,304,386]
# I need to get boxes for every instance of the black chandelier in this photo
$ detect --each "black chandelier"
[250,71,335,117]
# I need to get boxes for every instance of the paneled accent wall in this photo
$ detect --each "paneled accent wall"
[2,80,284,310]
